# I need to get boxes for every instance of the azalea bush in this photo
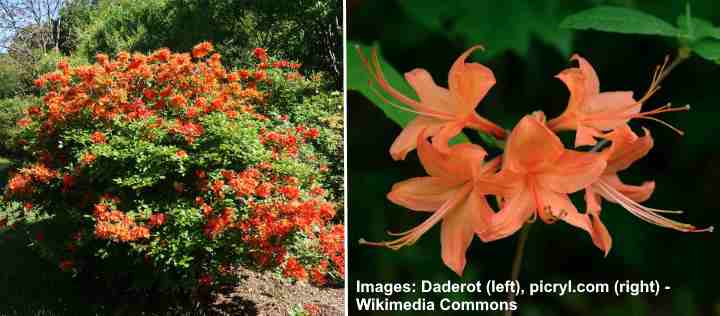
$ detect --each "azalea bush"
[0,42,344,294]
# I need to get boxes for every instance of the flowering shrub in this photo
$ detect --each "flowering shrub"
[0,42,344,292]
[357,46,712,276]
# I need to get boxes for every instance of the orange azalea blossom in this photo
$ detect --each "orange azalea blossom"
[357,45,506,160]
[548,55,688,147]
[90,131,107,144]
[192,41,214,58]
[483,112,607,250]
[360,129,499,276]
[584,125,712,254]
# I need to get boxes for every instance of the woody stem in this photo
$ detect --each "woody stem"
[504,223,531,316]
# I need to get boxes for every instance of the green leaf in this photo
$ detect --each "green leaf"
[399,0,577,57]
[677,16,720,41]
[347,41,470,143]
[691,39,720,62]
[561,6,683,37]
[476,131,506,149]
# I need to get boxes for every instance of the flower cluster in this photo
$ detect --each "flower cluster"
[1,42,343,290]
[358,46,712,276]
[6,163,59,196]
[93,197,151,242]
[259,125,319,157]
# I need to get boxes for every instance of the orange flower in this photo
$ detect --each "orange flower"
[283,257,307,280]
[361,129,499,276]
[81,153,96,165]
[148,213,165,227]
[483,113,607,251]
[17,117,32,127]
[20,163,58,183]
[95,53,109,65]
[583,125,712,254]
[91,131,106,144]
[192,41,214,58]
[254,48,268,62]
[7,173,32,195]
[358,46,506,160]
[548,55,688,147]
[170,94,187,108]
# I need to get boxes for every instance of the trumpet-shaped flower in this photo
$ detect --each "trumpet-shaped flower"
[483,112,608,251]
[360,130,499,276]
[548,55,688,147]
[357,46,506,160]
[584,125,712,251]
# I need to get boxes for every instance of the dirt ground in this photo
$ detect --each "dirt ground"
[210,266,344,316]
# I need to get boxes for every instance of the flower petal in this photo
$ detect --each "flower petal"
[601,174,655,203]
[575,125,603,147]
[430,121,466,155]
[440,187,490,276]
[604,127,653,174]
[387,177,461,212]
[548,68,585,131]
[537,189,611,254]
[389,116,444,160]
[467,188,496,235]
[448,45,495,114]
[583,91,639,131]
[476,167,521,197]
[534,186,580,224]
[482,188,534,242]
[417,129,486,180]
[404,68,454,115]
[571,54,600,96]
[584,187,602,214]
[589,213,613,256]
[446,143,488,176]
[537,150,606,194]
[504,114,564,174]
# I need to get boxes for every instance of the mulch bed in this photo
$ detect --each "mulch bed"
[210,266,344,316]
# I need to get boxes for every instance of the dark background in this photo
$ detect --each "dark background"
[347,0,720,315]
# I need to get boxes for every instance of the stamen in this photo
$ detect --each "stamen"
[586,57,690,135]
[633,115,685,135]
[359,185,472,250]
[354,45,455,119]
[595,181,712,233]
[589,103,689,136]
[355,46,419,109]
[369,86,456,120]
[634,56,667,106]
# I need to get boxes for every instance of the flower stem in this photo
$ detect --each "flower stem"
[504,223,531,316]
